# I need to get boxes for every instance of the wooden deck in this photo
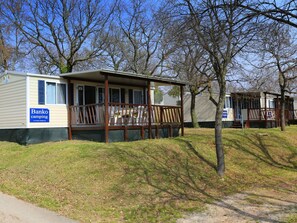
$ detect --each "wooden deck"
[246,108,297,128]
[70,103,182,127]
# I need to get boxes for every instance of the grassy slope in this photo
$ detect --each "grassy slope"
[0,127,296,222]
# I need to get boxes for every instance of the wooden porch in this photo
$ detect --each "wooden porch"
[62,69,186,142]
[231,91,296,128]
[246,108,297,127]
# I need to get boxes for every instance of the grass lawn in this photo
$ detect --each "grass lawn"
[0,126,296,222]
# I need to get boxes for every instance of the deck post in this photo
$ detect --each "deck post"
[264,92,267,128]
[104,74,109,143]
[180,85,184,136]
[259,96,261,121]
[247,97,250,128]
[147,81,152,139]
[67,79,72,140]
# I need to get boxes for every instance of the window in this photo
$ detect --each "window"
[110,88,120,103]
[46,82,56,104]
[98,87,105,103]
[46,82,66,104]
[269,100,275,108]
[251,99,260,109]
[224,96,233,108]
[57,84,66,104]
[133,90,143,104]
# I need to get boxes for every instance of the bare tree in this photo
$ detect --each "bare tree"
[171,0,256,176]
[102,0,175,75]
[256,23,297,130]
[1,0,115,73]
[232,56,279,91]
[239,0,297,28]
[171,37,212,127]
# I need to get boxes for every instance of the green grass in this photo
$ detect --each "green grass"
[286,213,297,223]
[0,126,296,222]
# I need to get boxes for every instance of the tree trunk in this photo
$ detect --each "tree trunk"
[0,29,9,70]
[280,88,286,131]
[215,84,226,177]
[190,92,199,128]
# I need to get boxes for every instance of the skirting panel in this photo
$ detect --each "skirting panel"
[0,128,68,145]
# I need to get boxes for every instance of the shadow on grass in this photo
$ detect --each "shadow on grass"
[226,132,297,171]
[110,142,216,203]
[175,138,217,171]
[108,138,296,222]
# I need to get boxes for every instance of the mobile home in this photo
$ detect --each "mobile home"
[166,91,296,128]
[0,70,186,144]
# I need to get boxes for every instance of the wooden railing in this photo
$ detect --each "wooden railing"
[249,108,277,120]
[248,108,297,121]
[70,103,182,127]
[70,103,105,126]
[151,105,181,124]
[108,103,149,126]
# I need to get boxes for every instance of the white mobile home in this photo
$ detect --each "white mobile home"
[163,91,297,128]
[0,70,186,144]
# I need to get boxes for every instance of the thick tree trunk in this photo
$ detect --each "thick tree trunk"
[280,88,286,131]
[215,85,226,177]
[190,92,199,128]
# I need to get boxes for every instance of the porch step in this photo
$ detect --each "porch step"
[231,121,242,128]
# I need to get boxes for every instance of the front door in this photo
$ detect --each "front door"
[77,85,97,124]
[85,86,96,104]
[78,85,96,105]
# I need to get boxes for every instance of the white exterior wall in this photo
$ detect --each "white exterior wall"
[183,92,234,123]
[0,74,26,129]
[28,76,68,128]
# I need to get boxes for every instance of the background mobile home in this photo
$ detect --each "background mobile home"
[162,91,297,128]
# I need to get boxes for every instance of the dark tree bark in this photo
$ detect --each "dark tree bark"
[215,84,226,176]
[280,87,286,131]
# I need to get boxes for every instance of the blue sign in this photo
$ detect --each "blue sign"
[222,110,228,118]
[30,108,50,123]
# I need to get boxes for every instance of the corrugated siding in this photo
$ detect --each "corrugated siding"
[183,92,234,122]
[29,77,68,128]
[0,75,26,128]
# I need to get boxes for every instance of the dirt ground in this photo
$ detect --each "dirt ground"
[177,188,297,223]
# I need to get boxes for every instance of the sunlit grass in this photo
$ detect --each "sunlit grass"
[0,126,296,222]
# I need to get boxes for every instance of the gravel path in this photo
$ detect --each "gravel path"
[0,192,78,223]
[177,188,297,223]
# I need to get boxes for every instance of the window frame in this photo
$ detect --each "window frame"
[45,81,67,105]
